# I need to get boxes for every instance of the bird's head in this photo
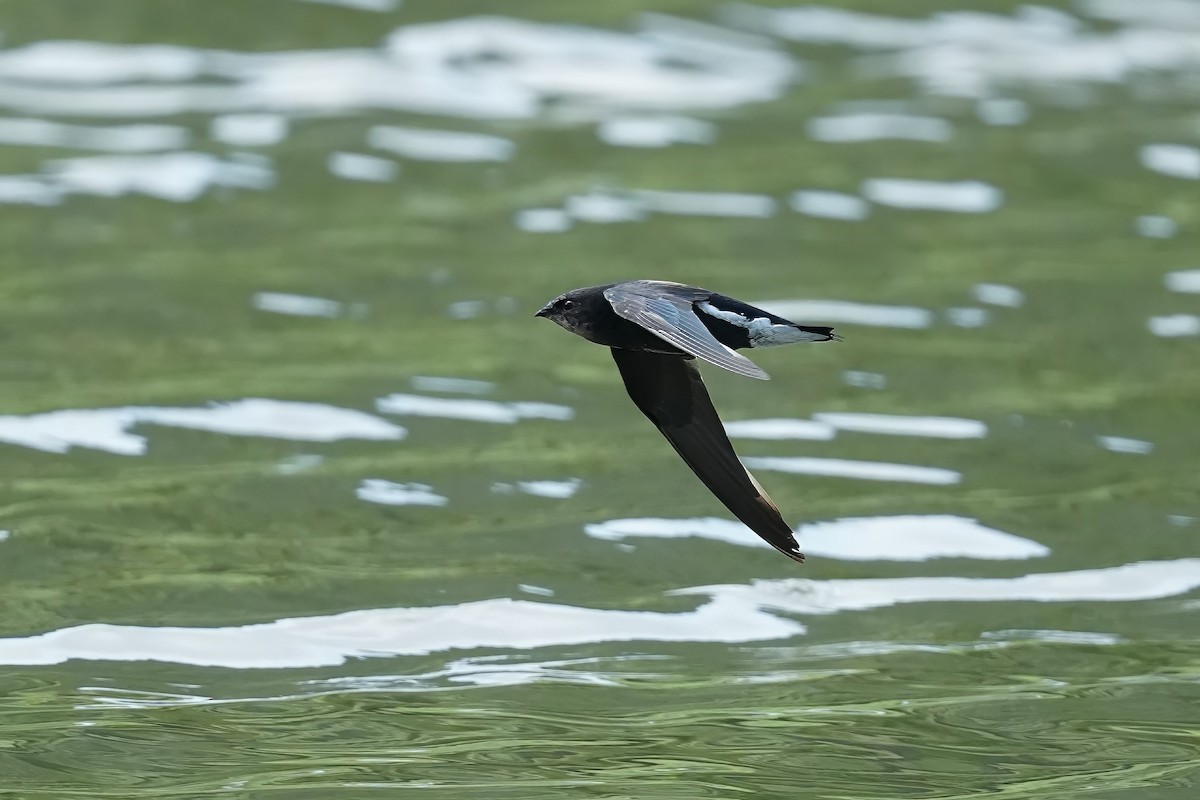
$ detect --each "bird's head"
[534,287,594,333]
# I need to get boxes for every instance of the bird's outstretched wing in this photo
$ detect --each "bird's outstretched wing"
[604,281,769,380]
[610,347,805,563]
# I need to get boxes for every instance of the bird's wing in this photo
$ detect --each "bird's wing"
[603,282,769,380]
[610,347,805,563]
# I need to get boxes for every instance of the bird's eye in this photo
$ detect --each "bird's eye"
[561,299,574,310]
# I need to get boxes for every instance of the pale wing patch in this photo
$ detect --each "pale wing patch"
[697,300,827,347]
[604,284,769,380]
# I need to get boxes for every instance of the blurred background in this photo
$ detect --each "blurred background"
[1,0,1199,797]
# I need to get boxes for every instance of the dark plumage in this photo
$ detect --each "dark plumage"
[535,280,839,563]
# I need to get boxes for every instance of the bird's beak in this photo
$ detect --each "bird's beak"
[534,304,551,318]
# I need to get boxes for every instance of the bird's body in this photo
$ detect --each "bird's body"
[536,280,838,563]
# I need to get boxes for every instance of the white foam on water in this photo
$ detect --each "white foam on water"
[252,292,343,317]
[0,117,188,151]
[586,514,1046,561]
[367,125,515,162]
[0,594,802,668]
[0,175,62,206]
[1165,270,1200,293]
[976,98,1029,126]
[807,113,952,143]
[299,0,401,10]
[518,584,556,597]
[945,307,990,327]
[7,556,1196,668]
[971,282,1025,307]
[1096,435,1154,455]
[742,456,961,485]
[409,376,495,395]
[728,4,1200,98]
[0,41,205,84]
[514,208,573,233]
[1148,314,1200,337]
[631,189,776,217]
[46,152,274,202]
[1141,144,1200,179]
[862,178,1003,213]
[327,151,398,182]
[812,412,987,439]
[757,299,933,329]
[209,113,288,147]
[564,191,647,223]
[516,478,583,499]
[724,418,837,441]
[843,370,886,389]
[1079,0,1200,26]
[446,300,485,320]
[789,190,870,221]
[357,479,447,507]
[981,628,1123,645]
[375,394,573,424]
[0,399,406,456]
[1135,215,1177,238]
[597,115,716,148]
[677,559,1200,615]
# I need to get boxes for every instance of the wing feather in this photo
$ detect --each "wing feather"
[604,282,769,380]
[610,348,804,563]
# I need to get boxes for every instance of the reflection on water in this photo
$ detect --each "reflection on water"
[2,0,1200,797]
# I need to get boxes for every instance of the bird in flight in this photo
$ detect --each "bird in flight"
[536,280,839,563]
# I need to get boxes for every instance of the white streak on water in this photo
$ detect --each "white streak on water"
[565,191,647,223]
[631,189,776,217]
[517,478,583,499]
[1165,269,1200,293]
[357,479,447,507]
[0,117,188,151]
[0,400,405,456]
[209,113,288,147]
[299,0,401,10]
[981,629,1122,645]
[862,178,1003,213]
[375,394,573,424]
[843,370,886,389]
[1141,144,1200,179]
[812,412,987,439]
[514,208,573,233]
[789,190,869,221]
[677,559,1200,615]
[1135,215,1177,238]
[1080,0,1200,26]
[945,307,989,327]
[972,282,1025,307]
[757,299,933,329]
[976,98,1029,126]
[0,41,204,84]
[327,151,398,182]
[724,418,837,441]
[409,376,495,395]
[4,558,1197,668]
[0,595,802,668]
[597,115,716,148]
[585,515,1047,561]
[0,175,61,205]
[367,125,515,162]
[47,152,273,202]
[742,456,961,485]
[1096,435,1154,455]
[518,584,556,597]
[252,292,343,317]
[807,113,952,143]
[1148,314,1200,337]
